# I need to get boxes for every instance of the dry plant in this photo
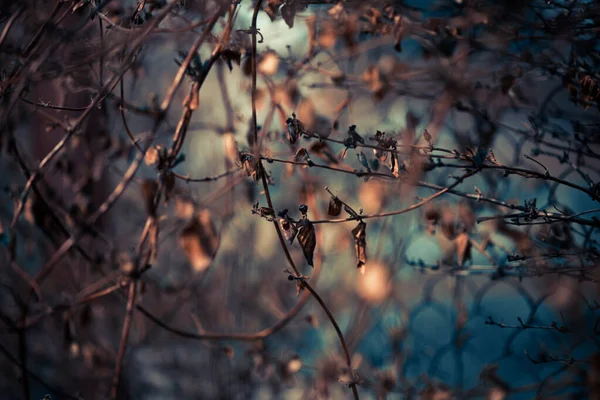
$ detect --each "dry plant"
[0,0,600,399]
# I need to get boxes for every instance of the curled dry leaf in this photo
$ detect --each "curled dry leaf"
[239,153,261,182]
[286,113,304,145]
[278,215,298,244]
[297,218,316,267]
[179,209,220,273]
[352,221,367,274]
[328,197,342,216]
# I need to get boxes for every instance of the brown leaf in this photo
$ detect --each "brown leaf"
[280,3,296,28]
[297,218,316,267]
[239,153,261,182]
[141,179,158,217]
[278,216,298,244]
[309,141,338,164]
[328,197,342,216]
[455,232,471,267]
[352,221,367,274]
[264,0,283,21]
[179,209,220,273]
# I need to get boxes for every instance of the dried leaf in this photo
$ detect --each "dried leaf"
[239,153,261,182]
[278,216,298,244]
[280,3,296,28]
[179,209,220,273]
[352,221,367,273]
[286,113,304,144]
[264,0,283,21]
[309,141,338,164]
[328,197,342,216]
[455,232,471,267]
[297,218,316,267]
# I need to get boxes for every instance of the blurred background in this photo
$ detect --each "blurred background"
[1,0,599,399]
